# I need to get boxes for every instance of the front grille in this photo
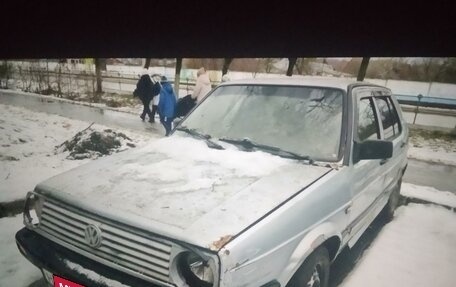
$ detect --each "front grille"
[39,199,173,285]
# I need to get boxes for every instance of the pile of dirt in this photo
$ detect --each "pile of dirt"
[56,123,136,160]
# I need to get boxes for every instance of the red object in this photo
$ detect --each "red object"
[53,275,86,287]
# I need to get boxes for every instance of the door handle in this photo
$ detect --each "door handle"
[380,159,388,165]
[400,142,406,148]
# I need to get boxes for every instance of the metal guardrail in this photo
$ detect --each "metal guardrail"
[395,95,456,110]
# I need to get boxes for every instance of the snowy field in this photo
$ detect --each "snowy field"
[408,135,456,166]
[1,99,456,286]
[338,203,456,287]
[0,104,152,203]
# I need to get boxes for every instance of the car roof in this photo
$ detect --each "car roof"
[218,76,384,91]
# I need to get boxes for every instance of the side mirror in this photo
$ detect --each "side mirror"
[353,140,393,164]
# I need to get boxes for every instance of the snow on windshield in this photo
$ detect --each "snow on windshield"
[181,85,344,161]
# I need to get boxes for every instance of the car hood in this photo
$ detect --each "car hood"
[36,135,332,250]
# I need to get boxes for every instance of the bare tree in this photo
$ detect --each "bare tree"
[57,63,62,97]
[0,61,9,88]
[439,58,456,83]
[94,58,103,100]
[5,60,9,88]
[357,57,370,81]
[264,58,275,73]
[222,58,233,76]
[295,58,313,75]
[144,58,151,69]
[286,58,297,76]
[174,58,182,97]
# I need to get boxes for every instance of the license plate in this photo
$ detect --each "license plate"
[53,274,86,287]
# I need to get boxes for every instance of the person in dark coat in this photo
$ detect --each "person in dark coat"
[134,69,160,122]
[176,94,197,118]
[157,76,177,136]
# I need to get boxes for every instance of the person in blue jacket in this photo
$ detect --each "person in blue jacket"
[158,76,177,136]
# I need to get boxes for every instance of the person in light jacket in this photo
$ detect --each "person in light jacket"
[158,76,177,136]
[191,67,212,103]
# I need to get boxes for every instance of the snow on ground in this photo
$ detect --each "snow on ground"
[0,215,42,287]
[339,203,456,287]
[401,182,456,208]
[408,131,456,166]
[408,127,456,166]
[0,103,151,203]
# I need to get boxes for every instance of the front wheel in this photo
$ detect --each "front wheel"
[287,246,330,287]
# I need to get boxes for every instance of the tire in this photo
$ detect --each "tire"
[287,246,330,287]
[383,177,402,222]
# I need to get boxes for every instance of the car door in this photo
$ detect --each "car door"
[347,87,386,247]
[372,90,406,191]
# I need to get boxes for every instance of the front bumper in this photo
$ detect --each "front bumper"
[15,227,163,287]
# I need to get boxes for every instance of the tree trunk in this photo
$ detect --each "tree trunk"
[57,64,62,97]
[222,58,233,76]
[287,58,297,76]
[144,58,151,69]
[174,58,182,97]
[100,58,107,71]
[357,57,370,81]
[5,60,9,88]
[265,58,273,73]
[94,58,103,96]
[295,59,302,75]
[46,59,51,90]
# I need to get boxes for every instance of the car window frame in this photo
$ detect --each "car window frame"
[353,87,382,143]
[373,96,398,140]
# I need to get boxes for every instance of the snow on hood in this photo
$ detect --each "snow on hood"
[35,135,331,250]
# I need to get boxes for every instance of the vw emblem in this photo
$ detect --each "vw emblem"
[84,224,102,248]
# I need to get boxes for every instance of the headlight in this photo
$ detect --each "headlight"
[177,251,214,287]
[23,192,43,228]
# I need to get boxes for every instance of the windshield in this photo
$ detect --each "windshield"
[179,84,345,162]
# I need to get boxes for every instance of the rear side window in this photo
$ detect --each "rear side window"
[357,98,380,141]
[374,96,401,140]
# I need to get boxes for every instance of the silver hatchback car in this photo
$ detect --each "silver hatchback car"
[17,78,408,287]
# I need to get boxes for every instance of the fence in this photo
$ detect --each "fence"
[0,64,201,99]
[2,61,456,108]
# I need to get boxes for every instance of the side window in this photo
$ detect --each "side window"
[374,96,401,140]
[357,98,380,141]
[387,97,402,134]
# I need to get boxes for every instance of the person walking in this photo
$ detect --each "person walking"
[134,69,160,122]
[158,76,177,136]
[150,74,162,123]
[191,67,212,103]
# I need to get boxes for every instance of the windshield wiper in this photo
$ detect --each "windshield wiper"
[176,127,224,150]
[270,149,314,163]
[219,138,313,162]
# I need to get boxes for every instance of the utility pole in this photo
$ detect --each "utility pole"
[413,94,423,124]
[357,57,370,81]
[174,58,182,98]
